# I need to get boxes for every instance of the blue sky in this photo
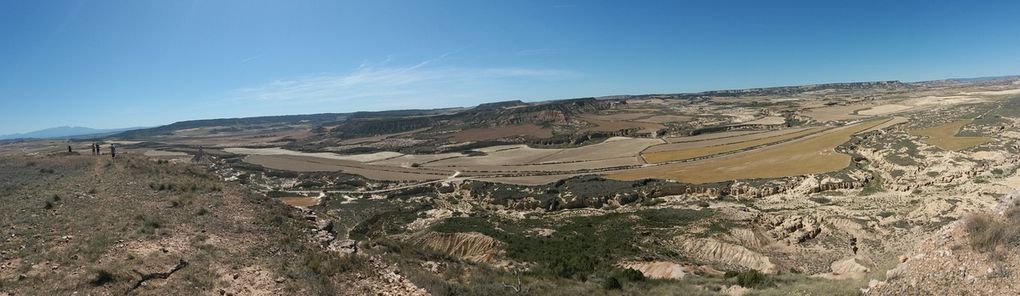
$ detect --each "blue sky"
[1,0,1019,134]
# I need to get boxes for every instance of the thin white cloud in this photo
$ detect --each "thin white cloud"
[240,54,264,64]
[230,57,578,105]
[515,48,555,56]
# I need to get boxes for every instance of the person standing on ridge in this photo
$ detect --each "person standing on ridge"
[67,145,72,153]
[110,144,116,158]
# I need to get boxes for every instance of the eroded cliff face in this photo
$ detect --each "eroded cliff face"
[673,238,777,274]
[469,98,616,126]
[412,231,506,264]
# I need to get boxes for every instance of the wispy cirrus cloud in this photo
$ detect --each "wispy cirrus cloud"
[231,56,578,106]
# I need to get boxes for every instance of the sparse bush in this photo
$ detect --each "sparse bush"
[735,269,770,288]
[302,252,369,276]
[601,277,622,290]
[170,193,194,208]
[703,221,734,236]
[809,196,831,204]
[43,201,53,210]
[195,207,209,216]
[965,213,1020,252]
[135,214,164,235]
[617,268,645,282]
[89,269,116,286]
[405,269,454,296]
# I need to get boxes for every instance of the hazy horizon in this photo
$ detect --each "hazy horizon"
[2,0,1019,134]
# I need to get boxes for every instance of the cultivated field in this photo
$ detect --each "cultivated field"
[641,127,824,164]
[636,114,693,123]
[740,116,786,125]
[663,130,763,143]
[226,147,404,162]
[802,104,872,121]
[607,119,889,183]
[528,137,662,163]
[910,119,992,151]
[857,104,912,116]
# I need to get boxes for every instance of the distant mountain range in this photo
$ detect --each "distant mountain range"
[0,126,145,140]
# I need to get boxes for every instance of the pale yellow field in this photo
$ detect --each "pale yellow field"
[225,147,403,162]
[641,127,825,164]
[649,128,815,152]
[528,137,663,163]
[427,145,557,166]
[607,119,889,184]
[427,137,661,167]
[636,115,693,123]
[863,116,908,133]
[910,119,991,151]
[367,153,464,166]
[857,104,912,116]
[454,157,640,173]
[802,104,872,121]
[664,130,763,143]
[741,116,786,125]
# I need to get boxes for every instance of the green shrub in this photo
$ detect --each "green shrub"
[602,277,622,290]
[735,269,770,288]
[617,268,645,282]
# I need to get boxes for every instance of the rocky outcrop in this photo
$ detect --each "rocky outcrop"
[756,214,823,245]
[620,261,686,279]
[813,257,871,280]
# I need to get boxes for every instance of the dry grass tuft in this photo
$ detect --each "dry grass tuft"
[965,206,1020,252]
